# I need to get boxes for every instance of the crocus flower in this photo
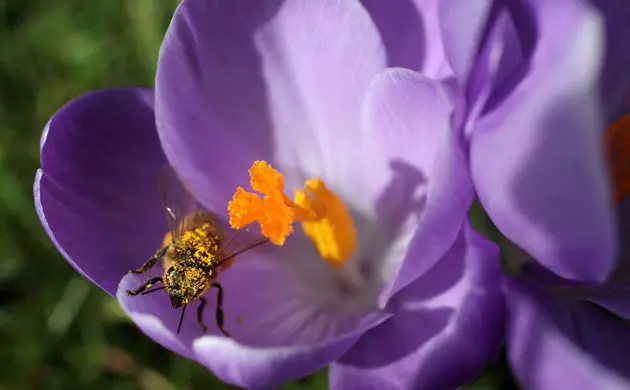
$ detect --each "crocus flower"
[34,0,504,389]
[401,1,630,388]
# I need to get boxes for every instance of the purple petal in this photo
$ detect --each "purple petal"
[330,222,504,390]
[589,198,630,318]
[586,1,630,120]
[588,283,630,320]
[193,338,353,389]
[117,275,358,388]
[198,249,389,348]
[438,0,494,85]
[118,244,387,346]
[362,69,451,177]
[360,69,473,298]
[35,87,168,296]
[155,0,387,212]
[361,0,450,77]
[470,0,616,282]
[463,8,524,137]
[505,278,630,389]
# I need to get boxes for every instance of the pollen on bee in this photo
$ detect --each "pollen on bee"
[166,222,223,268]
[228,160,356,267]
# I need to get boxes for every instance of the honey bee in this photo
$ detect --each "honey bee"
[125,167,268,336]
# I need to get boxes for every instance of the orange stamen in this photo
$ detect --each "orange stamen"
[249,160,285,194]
[227,161,356,267]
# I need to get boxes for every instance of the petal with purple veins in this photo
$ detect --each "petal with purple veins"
[35,87,168,296]
[329,222,504,390]
[155,0,388,212]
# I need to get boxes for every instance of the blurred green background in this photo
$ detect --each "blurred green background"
[0,1,514,389]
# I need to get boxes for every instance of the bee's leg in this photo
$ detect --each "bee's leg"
[126,277,162,296]
[196,297,208,332]
[211,282,230,337]
[129,246,168,274]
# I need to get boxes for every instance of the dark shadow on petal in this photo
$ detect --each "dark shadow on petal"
[486,93,616,283]
[571,303,630,379]
[506,278,630,387]
[337,307,451,368]
[499,0,537,59]
[476,1,538,117]
[336,224,503,389]
[393,230,466,304]
[585,0,630,120]
[596,194,630,287]
[374,159,427,240]
[361,0,425,70]
[338,231,468,368]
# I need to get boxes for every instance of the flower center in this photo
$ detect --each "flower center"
[228,161,357,267]
[606,114,630,204]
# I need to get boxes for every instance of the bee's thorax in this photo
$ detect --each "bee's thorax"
[161,222,222,307]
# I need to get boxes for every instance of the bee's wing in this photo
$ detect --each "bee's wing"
[216,225,270,266]
[158,165,200,241]
[158,165,269,260]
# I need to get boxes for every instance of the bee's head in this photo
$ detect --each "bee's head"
[165,266,210,308]
[168,291,186,308]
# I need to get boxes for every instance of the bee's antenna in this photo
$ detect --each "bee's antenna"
[177,305,187,334]
[217,238,270,266]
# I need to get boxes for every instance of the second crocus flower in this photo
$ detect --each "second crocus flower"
[406,0,630,388]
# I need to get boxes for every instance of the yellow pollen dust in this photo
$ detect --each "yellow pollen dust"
[607,114,630,204]
[186,226,217,257]
[228,160,356,267]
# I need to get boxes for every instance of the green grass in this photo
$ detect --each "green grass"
[0,1,512,388]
